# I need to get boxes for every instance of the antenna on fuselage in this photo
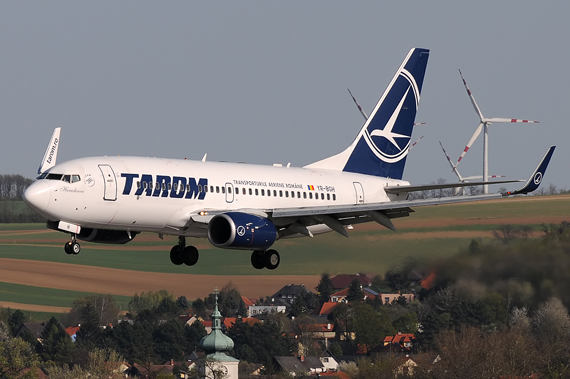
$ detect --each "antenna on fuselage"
[202,153,207,162]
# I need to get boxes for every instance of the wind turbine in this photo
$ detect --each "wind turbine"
[455,70,539,193]
[439,141,505,195]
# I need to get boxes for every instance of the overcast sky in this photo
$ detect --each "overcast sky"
[1,2,568,192]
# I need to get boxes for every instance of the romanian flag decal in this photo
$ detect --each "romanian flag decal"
[308,185,315,191]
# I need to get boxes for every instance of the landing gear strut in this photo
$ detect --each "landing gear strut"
[251,249,280,270]
[64,235,80,255]
[170,237,199,266]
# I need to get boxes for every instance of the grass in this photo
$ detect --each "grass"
[0,281,132,309]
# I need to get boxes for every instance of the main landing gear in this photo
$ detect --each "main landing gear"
[64,235,81,255]
[170,237,199,266]
[251,249,280,270]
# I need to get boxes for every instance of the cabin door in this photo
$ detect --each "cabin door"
[353,182,364,205]
[98,164,117,201]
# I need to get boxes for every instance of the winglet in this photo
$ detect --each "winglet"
[503,146,555,196]
[37,127,61,175]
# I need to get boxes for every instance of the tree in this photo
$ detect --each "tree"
[316,273,334,304]
[192,298,207,319]
[8,310,27,337]
[69,294,119,327]
[176,296,189,310]
[38,317,74,365]
[352,303,395,352]
[75,301,103,349]
[45,348,125,379]
[0,337,40,379]
[346,278,364,303]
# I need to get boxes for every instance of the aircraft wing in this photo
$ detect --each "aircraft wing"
[270,146,555,237]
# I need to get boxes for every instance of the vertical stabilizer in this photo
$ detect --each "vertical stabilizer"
[305,48,429,179]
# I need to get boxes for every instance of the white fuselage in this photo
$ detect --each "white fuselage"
[25,156,409,239]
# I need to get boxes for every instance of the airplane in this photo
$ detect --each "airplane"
[23,48,555,270]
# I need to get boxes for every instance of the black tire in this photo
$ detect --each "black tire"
[64,242,73,255]
[170,246,183,265]
[70,242,81,255]
[251,250,265,270]
[264,249,280,270]
[182,246,199,266]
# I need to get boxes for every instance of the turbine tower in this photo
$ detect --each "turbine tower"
[455,70,538,193]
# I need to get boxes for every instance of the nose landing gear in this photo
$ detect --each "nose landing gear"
[64,235,80,255]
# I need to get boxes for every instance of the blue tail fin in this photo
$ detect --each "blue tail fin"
[305,48,429,179]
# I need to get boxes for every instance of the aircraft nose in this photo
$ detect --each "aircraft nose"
[23,181,51,213]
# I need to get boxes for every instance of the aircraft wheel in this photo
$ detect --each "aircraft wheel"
[71,241,81,255]
[170,246,183,265]
[251,250,265,270]
[64,242,73,255]
[182,246,199,266]
[264,249,280,270]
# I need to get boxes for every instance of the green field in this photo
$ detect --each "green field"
[0,195,568,313]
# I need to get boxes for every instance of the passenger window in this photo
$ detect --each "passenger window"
[267,190,271,197]
[261,189,265,196]
[279,190,283,197]
[204,186,208,193]
[210,186,214,192]
[327,193,330,200]
[143,182,148,189]
[173,183,178,191]
[274,190,277,196]
[216,186,220,193]
[303,192,307,199]
[309,192,312,199]
[321,193,324,200]
[291,191,294,198]
[333,194,336,201]
[242,188,246,195]
[255,189,258,196]
[297,191,301,198]
[285,191,289,198]
[198,185,202,192]
[221,187,225,194]
[235,187,239,194]
[168,183,172,191]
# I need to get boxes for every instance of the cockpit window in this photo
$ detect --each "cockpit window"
[38,173,81,183]
[46,173,63,180]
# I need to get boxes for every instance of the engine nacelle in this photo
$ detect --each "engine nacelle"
[77,228,138,244]
[208,212,277,250]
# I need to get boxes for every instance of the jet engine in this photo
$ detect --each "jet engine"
[77,228,139,244]
[208,212,277,249]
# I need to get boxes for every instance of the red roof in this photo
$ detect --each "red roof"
[65,326,80,336]
[318,302,338,316]
[201,320,212,328]
[330,274,372,290]
[330,288,349,298]
[242,296,255,307]
[223,317,260,329]
[319,371,350,379]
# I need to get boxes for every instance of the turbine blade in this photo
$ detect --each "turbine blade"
[484,117,539,124]
[439,141,462,180]
[456,122,483,166]
[408,135,424,153]
[459,69,485,121]
[347,88,369,121]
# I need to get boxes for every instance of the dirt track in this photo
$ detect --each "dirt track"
[0,258,319,302]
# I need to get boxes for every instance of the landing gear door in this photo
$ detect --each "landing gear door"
[225,183,234,203]
[99,164,117,201]
[353,182,364,205]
